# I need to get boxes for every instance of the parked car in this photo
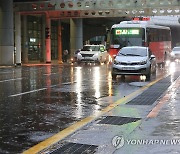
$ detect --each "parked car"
[77,44,110,64]
[170,46,180,61]
[71,49,81,63]
[112,46,156,80]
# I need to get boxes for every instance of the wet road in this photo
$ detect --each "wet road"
[0,62,176,154]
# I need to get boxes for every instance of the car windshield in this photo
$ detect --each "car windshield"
[117,47,147,57]
[81,46,100,51]
[172,47,180,52]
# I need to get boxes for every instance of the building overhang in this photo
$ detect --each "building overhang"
[14,0,180,17]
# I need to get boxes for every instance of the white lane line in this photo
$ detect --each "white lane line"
[9,81,77,97]
[0,72,13,74]
[62,81,76,85]
[9,88,47,97]
[0,78,22,83]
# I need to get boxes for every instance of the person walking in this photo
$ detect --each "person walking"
[63,49,69,62]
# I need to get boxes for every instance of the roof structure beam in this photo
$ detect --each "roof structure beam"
[14,0,180,17]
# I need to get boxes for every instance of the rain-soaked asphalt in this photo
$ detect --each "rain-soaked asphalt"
[0,62,176,154]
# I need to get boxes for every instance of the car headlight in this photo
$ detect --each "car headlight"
[139,60,147,65]
[170,52,175,56]
[94,53,99,57]
[113,60,119,65]
[77,53,81,56]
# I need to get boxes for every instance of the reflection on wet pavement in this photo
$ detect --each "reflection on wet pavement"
[0,65,116,153]
[0,62,176,153]
[152,86,180,137]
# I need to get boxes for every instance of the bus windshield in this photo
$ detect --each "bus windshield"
[81,45,100,51]
[111,28,145,47]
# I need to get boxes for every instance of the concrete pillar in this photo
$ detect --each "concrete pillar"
[22,15,28,63]
[70,18,83,59]
[58,20,63,64]
[15,12,21,65]
[0,0,14,65]
[46,14,51,63]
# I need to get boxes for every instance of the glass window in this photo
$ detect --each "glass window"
[172,47,180,52]
[51,20,58,60]
[111,28,145,47]
[118,47,147,57]
[27,16,42,61]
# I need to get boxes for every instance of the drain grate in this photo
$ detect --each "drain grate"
[127,73,180,105]
[97,116,141,126]
[49,142,98,154]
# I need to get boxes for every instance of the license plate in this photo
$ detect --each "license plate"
[84,57,90,59]
[122,67,135,70]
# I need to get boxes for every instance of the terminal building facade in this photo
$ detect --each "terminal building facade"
[0,0,180,65]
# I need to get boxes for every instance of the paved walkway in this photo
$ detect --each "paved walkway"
[115,76,180,154]
[23,72,180,154]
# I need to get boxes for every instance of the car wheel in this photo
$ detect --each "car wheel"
[97,58,103,65]
[96,61,101,65]
[112,74,117,80]
[157,63,161,68]
[77,61,81,65]
[157,63,164,69]
[121,75,125,81]
[146,68,151,81]
[153,64,157,74]
[98,57,103,65]
[162,62,165,68]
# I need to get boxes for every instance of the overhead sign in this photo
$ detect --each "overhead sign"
[115,29,140,35]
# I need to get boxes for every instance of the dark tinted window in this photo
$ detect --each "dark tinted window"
[147,28,171,42]
[81,46,101,51]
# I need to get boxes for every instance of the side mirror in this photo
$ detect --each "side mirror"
[150,55,155,59]
[113,55,117,59]
[100,47,105,52]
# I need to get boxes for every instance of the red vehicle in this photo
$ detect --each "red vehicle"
[107,17,172,66]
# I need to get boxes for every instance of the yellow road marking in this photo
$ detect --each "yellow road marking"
[23,76,164,154]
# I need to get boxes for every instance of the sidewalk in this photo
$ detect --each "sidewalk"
[114,75,180,154]
[23,73,180,154]
[65,76,180,154]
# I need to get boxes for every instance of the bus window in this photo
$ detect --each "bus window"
[111,28,145,47]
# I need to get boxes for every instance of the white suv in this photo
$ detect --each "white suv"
[77,44,109,64]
